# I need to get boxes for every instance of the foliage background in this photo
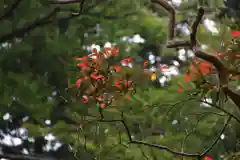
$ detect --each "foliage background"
[0,0,239,160]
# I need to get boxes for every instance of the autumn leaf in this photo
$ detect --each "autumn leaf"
[112,47,119,56]
[76,79,82,87]
[81,96,89,103]
[90,73,104,80]
[232,30,240,37]
[76,56,87,62]
[111,65,121,72]
[184,73,191,82]
[77,63,88,71]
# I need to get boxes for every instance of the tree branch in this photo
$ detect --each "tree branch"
[0,0,107,43]
[199,99,240,124]
[49,0,81,4]
[97,113,201,158]
[0,153,57,160]
[166,39,190,48]
[151,0,175,40]
[200,116,231,157]
[190,7,204,47]
[59,8,137,20]
[0,0,22,22]
[0,7,60,43]
[194,50,229,85]
[151,0,240,109]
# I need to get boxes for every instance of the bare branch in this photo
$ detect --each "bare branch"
[0,153,57,160]
[166,39,190,48]
[0,0,22,22]
[161,97,195,121]
[138,145,151,160]
[59,8,137,20]
[151,0,175,40]
[181,113,209,156]
[49,0,81,4]
[190,7,204,47]
[151,0,240,109]
[194,50,229,85]
[199,100,240,124]
[0,8,60,43]
[200,116,232,157]
[222,87,240,110]
[0,0,108,43]
[97,113,201,158]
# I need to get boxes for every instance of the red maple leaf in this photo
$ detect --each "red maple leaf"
[232,30,240,37]
[203,155,213,160]
[90,73,104,80]
[76,79,82,87]
[184,73,191,82]
[112,47,119,56]
[81,96,89,103]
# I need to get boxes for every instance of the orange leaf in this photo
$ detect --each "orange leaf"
[121,57,132,64]
[81,96,89,103]
[187,85,192,88]
[112,47,119,56]
[114,80,123,89]
[200,62,212,68]
[184,73,191,82]
[104,47,111,50]
[90,73,104,80]
[232,30,240,37]
[100,103,105,108]
[178,88,183,93]
[76,56,87,61]
[144,60,148,67]
[105,51,111,55]
[112,65,121,72]
[124,80,132,87]
[77,63,88,71]
[76,79,82,87]
[200,68,211,74]
[203,156,213,160]
[160,65,169,69]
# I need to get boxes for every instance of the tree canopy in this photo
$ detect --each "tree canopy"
[0,0,239,160]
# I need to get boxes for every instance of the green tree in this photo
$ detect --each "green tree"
[0,0,239,160]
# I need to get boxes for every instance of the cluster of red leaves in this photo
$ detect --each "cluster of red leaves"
[203,155,213,160]
[232,30,240,37]
[179,31,240,93]
[179,49,239,93]
[74,45,140,108]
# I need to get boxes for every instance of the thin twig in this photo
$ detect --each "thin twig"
[0,8,60,43]
[0,0,22,22]
[152,0,240,108]
[96,113,201,158]
[162,97,195,121]
[200,116,231,157]
[199,100,240,124]
[181,114,207,156]
[138,145,150,160]
[0,0,108,43]
[49,0,81,4]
